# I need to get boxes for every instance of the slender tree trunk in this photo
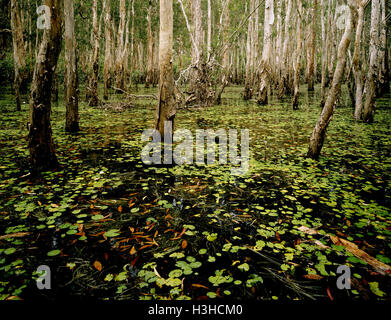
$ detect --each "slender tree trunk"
[123,6,131,89]
[145,1,154,88]
[153,31,159,87]
[363,0,380,123]
[378,0,389,96]
[275,0,282,90]
[307,1,354,160]
[216,0,230,104]
[130,0,135,88]
[103,0,112,100]
[320,0,328,108]
[88,0,100,106]
[27,0,32,72]
[28,0,63,172]
[11,0,27,111]
[190,0,211,106]
[308,0,317,91]
[252,0,259,86]
[244,0,255,100]
[64,0,79,132]
[278,0,292,97]
[327,0,337,83]
[257,0,274,105]
[352,1,365,121]
[292,0,303,110]
[114,0,126,90]
[156,0,176,139]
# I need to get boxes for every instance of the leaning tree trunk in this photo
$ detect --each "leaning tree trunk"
[257,0,274,105]
[64,0,79,132]
[11,0,27,111]
[363,0,380,123]
[155,0,176,139]
[28,0,63,172]
[292,0,303,110]
[307,1,354,160]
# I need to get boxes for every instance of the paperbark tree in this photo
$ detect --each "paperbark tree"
[11,0,27,111]
[308,0,317,92]
[216,0,231,104]
[363,0,380,123]
[278,0,292,97]
[103,0,113,100]
[244,0,256,100]
[189,0,212,106]
[28,0,63,172]
[292,0,303,110]
[275,0,282,90]
[64,0,79,133]
[377,0,389,96]
[352,0,365,121]
[320,0,328,108]
[307,1,355,160]
[115,0,126,90]
[130,0,135,87]
[257,0,274,105]
[145,0,154,88]
[155,0,176,138]
[87,0,100,106]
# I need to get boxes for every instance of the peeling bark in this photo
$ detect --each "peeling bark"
[155,0,176,139]
[257,0,274,105]
[28,0,63,172]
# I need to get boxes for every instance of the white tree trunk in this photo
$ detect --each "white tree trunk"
[155,0,176,138]
[352,1,365,121]
[363,0,380,123]
[257,0,274,105]
[292,0,303,110]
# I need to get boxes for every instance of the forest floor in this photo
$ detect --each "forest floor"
[0,85,390,301]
